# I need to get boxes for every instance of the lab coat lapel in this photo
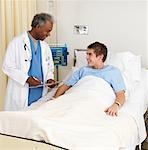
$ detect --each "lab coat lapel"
[22,32,31,52]
[40,41,47,83]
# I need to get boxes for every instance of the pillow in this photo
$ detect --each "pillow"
[75,50,87,68]
[106,51,142,98]
[106,51,141,82]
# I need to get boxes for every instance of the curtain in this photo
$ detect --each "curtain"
[0,0,37,110]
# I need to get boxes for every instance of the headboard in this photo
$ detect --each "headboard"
[74,49,87,66]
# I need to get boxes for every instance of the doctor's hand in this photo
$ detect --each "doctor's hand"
[26,77,41,86]
[104,103,119,117]
[46,79,56,88]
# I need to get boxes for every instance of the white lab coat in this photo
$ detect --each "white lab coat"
[2,32,54,111]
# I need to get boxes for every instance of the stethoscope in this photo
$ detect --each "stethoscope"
[23,38,51,64]
[23,39,32,62]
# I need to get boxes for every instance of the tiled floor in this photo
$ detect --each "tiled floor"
[135,141,148,150]
[141,110,148,150]
[142,142,148,150]
[136,110,148,150]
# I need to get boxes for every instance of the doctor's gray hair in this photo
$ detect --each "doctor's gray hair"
[31,13,54,28]
[87,41,108,62]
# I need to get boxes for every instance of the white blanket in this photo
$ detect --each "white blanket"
[0,76,145,150]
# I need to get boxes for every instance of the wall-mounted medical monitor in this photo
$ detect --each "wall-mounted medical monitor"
[50,45,68,66]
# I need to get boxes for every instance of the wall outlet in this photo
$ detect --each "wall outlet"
[74,25,88,35]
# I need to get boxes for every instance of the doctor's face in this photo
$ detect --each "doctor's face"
[35,21,53,41]
[86,48,103,68]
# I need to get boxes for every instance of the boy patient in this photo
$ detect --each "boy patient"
[53,42,126,117]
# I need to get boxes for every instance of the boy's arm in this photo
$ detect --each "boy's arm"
[53,67,82,99]
[105,90,125,116]
[53,84,71,98]
[114,90,125,106]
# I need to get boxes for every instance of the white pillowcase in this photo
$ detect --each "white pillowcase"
[106,51,141,83]
[106,51,141,98]
[75,50,87,68]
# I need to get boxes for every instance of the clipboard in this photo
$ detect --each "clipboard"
[29,81,61,89]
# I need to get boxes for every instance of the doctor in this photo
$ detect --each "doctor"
[2,13,55,111]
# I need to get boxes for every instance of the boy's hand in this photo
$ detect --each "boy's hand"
[46,79,56,88]
[104,103,119,116]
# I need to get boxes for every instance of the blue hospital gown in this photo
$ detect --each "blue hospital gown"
[64,65,126,93]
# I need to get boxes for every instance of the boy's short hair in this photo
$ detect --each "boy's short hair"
[87,41,108,62]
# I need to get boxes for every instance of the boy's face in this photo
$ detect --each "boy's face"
[86,48,103,68]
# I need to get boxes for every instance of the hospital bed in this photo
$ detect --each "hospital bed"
[0,50,147,150]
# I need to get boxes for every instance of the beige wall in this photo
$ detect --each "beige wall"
[36,0,57,45]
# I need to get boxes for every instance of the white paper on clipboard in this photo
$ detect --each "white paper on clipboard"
[29,81,61,89]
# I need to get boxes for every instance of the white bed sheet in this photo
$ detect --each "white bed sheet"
[0,76,146,150]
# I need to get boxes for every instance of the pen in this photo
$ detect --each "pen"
[32,77,43,84]
[32,77,39,81]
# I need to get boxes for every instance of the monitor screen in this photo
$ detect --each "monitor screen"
[50,46,68,66]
